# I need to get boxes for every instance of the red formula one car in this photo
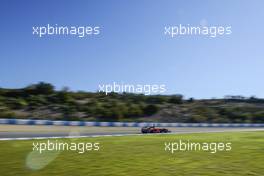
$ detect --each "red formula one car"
[141,125,171,134]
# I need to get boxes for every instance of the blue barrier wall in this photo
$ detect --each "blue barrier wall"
[0,118,264,127]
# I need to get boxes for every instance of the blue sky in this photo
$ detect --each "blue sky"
[0,0,264,98]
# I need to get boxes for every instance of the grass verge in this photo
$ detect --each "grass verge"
[0,131,263,176]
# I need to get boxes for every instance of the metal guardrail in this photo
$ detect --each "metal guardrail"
[0,118,264,127]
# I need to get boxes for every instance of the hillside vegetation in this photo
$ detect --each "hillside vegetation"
[0,82,264,123]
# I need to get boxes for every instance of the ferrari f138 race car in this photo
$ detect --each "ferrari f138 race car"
[141,126,171,134]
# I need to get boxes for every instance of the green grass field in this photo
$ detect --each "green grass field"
[0,131,263,176]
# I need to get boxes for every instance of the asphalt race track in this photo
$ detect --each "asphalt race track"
[0,125,264,140]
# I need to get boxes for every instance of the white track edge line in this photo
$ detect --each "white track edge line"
[0,129,264,141]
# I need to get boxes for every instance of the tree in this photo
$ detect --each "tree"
[25,82,54,95]
[168,94,183,104]
[144,104,159,116]
[187,97,194,103]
